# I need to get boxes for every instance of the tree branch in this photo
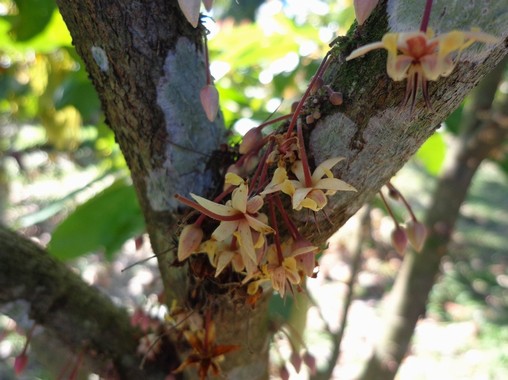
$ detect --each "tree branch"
[0,225,172,379]
[301,1,507,246]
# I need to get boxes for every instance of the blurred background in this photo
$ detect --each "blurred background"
[1,0,507,378]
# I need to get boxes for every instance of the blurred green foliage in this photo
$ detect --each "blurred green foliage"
[1,0,128,257]
[48,180,144,260]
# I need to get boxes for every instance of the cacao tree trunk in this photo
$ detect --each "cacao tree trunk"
[1,0,506,378]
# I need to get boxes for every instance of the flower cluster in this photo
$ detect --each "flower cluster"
[176,69,357,298]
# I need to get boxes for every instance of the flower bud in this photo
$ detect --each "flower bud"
[202,0,213,12]
[279,365,290,380]
[200,84,219,122]
[310,76,324,94]
[290,351,302,373]
[243,154,260,174]
[329,91,343,105]
[226,163,242,176]
[353,0,379,26]
[391,226,408,254]
[303,351,317,375]
[239,128,262,154]
[406,220,427,252]
[388,187,400,200]
[293,239,318,277]
[178,224,203,261]
[178,0,200,28]
[14,353,28,375]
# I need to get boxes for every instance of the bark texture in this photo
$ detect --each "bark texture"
[0,225,172,379]
[301,4,508,245]
[359,56,508,380]
[2,0,507,378]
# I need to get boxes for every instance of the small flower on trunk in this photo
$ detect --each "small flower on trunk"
[173,319,239,380]
[346,29,498,108]
[176,174,274,271]
[283,157,356,211]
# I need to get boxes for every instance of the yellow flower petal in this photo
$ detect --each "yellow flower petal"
[225,172,244,186]
[292,187,313,210]
[300,197,320,211]
[291,161,306,184]
[346,40,385,61]
[231,183,248,213]
[381,32,399,54]
[237,221,257,263]
[305,189,328,211]
[283,257,300,284]
[315,177,357,193]
[212,220,239,241]
[191,193,237,217]
[215,250,235,277]
[245,214,274,235]
[281,179,296,196]
[260,167,288,195]
[311,157,344,183]
[437,30,465,58]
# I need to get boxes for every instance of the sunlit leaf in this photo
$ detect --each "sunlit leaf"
[444,103,464,135]
[415,132,446,175]
[0,8,71,52]
[48,180,145,260]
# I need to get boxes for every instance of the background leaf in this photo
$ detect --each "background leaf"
[415,132,446,175]
[9,0,56,41]
[48,180,145,260]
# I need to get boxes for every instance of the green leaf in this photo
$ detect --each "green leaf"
[444,103,464,135]
[415,132,446,175]
[496,156,508,179]
[55,70,101,122]
[10,0,56,41]
[269,293,294,321]
[48,181,145,261]
[0,8,72,53]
